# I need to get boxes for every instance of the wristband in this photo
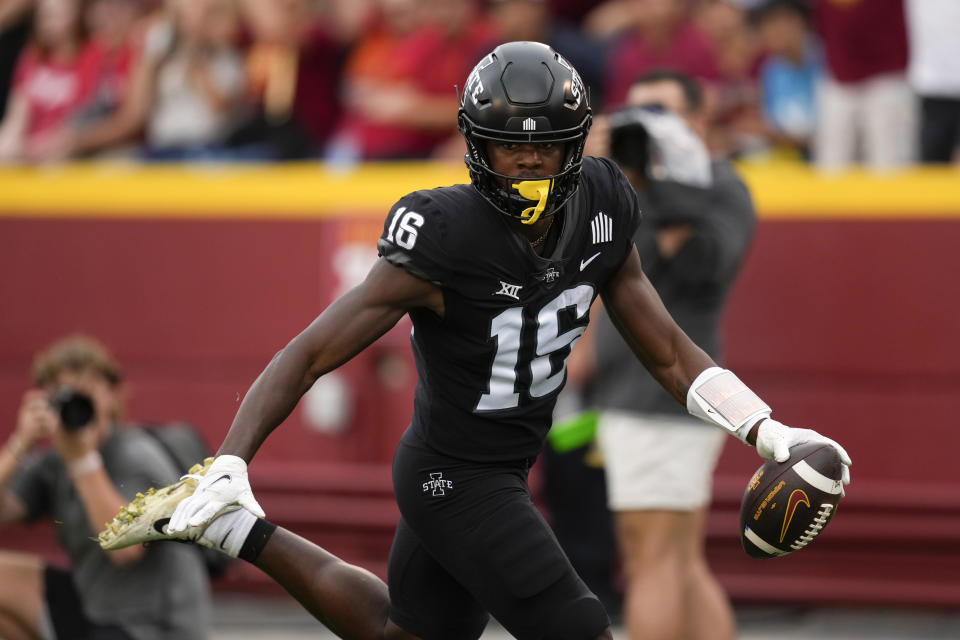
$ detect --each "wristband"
[686,367,771,442]
[238,518,277,564]
[68,451,104,478]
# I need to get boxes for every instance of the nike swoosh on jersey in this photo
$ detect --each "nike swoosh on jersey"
[580,252,601,271]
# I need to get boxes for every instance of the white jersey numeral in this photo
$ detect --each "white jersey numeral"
[475,307,523,411]
[476,284,594,411]
[530,285,592,397]
[386,207,425,250]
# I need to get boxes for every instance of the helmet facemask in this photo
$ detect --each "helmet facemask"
[458,42,593,225]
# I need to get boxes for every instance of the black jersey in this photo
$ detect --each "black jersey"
[378,156,642,462]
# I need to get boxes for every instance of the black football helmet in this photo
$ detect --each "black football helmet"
[458,41,592,224]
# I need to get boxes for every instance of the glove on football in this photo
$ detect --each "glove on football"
[752,418,852,488]
[168,454,265,532]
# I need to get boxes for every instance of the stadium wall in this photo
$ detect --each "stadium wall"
[1,163,958,606]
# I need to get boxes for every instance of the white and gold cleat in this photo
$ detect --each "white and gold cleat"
[99,457,216,551]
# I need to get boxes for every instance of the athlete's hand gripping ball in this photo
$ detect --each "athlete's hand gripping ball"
[686,367,851,491]
[754,418,852,490]
[168,454,265,532]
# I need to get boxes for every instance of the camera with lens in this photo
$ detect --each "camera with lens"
[608,103,713,188]
[608,105,656,177]
[49,387,96,431]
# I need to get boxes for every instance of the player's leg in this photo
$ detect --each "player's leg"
[98,464,420,640]
[399,492,613,640]
[118,507,420,640]
[252,525,419,640]
[386,516,490,639]
[0,550,46,639]
[433,493,612,640]
[391,435,611,640]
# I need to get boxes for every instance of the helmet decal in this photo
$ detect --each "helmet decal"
[466,54,494,107]
[555,55,585,111]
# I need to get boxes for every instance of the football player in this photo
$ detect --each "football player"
[99,42,851,640]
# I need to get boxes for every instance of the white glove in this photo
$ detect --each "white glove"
[168,455,265,532]
[752,418,852,488]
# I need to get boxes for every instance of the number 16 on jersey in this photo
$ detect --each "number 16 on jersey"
[476,284,594,411]
[386,207,425,250]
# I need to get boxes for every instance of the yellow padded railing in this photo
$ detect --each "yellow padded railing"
[0,162,958,219]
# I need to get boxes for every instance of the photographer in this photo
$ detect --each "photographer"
[0,335,211,640]
[572,70,756,640]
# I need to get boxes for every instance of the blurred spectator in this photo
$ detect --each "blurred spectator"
[489,0,610,111]
[905,0,960,166]
[604,0,721,109]
[814,0,914,171]
[317,0,378,45]
[327,0,493,162]
[36,0,247,162]
[549,0,601,24]
[0,0,34,121]
[323,0,424,161]
[21,0,158,162]
[72,0,148,126]
[0,0,99,163]
[752,0,821,159]
[227,0,343,159]
[340,0,422,81]
[694,0,766,157]
[141,0,246,159]
[0,335,212,639]
[580,0,644,41]
[28,0,149,161]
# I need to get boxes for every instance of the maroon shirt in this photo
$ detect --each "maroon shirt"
[604,21,720,108]
[548,0,598,24]
[292,26,342,148]
[816,0,907,84]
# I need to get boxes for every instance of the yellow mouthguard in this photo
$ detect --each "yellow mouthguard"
[511,179,552,225]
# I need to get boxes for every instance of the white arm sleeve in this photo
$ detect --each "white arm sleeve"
[686,367,771,442]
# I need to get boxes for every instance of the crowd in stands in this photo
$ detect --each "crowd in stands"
[0,0,956,169]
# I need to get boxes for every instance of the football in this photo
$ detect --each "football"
[739,442,844,559]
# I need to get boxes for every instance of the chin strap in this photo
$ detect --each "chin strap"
[512,179,552,224]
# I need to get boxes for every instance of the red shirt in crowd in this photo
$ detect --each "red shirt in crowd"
[604,21,720,108]
[816,0,908,84]
[13,44,101,140]
[72,38,136,125]
[338,20,493,160]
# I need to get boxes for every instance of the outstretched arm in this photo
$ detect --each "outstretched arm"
[601,246,715,406]
[168,258,441,531]
[220,258,443,462]
[602,247,851,481]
